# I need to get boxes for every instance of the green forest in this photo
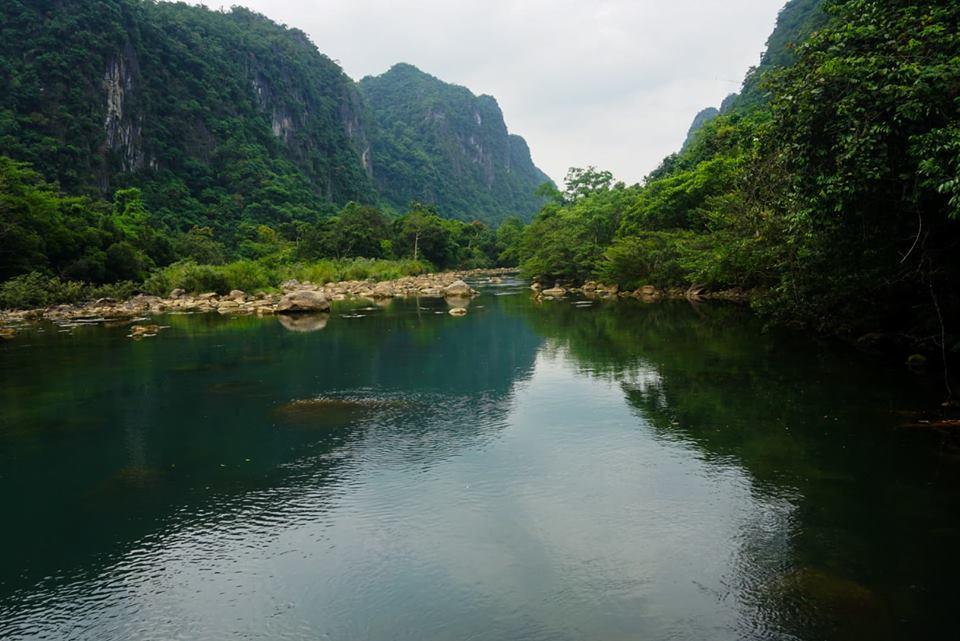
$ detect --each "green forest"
[517,0,960,351]
[2,0,960,361]
[0,152,522,307]
[0,0,544,307]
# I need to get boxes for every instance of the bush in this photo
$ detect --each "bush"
[599,232,689,290]
[142,261,232,295]
[141,258,432,296]
[219,260,273,292]
[0,272,138,309]
[281,258,430,284]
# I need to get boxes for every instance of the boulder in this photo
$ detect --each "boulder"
[0,327,16,340]
[372,282,395,299]
[277,290,330,314]
[169,288,186,299]
[448,307,468,316]
[227,289,246,301]
[281,279,301,292]
[444,279,474,297]
[540,286,566,298]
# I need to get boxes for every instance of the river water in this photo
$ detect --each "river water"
[1,278,957,640]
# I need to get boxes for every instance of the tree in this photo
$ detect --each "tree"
[334,202,390,258]
[397,203,453,267]
[562,166,614,202]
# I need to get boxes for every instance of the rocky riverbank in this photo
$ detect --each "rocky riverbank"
[531,280,751,303]
[0,269,516,334]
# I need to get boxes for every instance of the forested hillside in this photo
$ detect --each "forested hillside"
[516,0,960,357]
[360,64,551,225]
[0,0,550,293]
[0,0,375,233]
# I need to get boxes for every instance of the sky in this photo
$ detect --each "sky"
[202,0,787,185]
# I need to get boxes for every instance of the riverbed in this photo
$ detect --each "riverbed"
[0,278,957,640]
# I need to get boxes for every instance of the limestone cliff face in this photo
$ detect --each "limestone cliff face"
[102,44,147,175]
[339,86,373,177]
[359,64,552,224]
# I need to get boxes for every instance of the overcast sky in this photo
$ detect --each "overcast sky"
[203,0,786,185]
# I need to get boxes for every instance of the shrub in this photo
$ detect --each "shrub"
[599,232,690,290]
[0,272,138,309]
[142,261,231,295]
[141,258,432,296]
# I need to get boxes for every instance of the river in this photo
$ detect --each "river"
[1,278,957,640]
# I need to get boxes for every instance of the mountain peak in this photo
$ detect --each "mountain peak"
[359,66,550,223]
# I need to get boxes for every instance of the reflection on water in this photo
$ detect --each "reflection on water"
[276,312,330,332]
[0,283,957,640]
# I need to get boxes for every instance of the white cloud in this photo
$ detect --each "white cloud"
[201,0,786,184]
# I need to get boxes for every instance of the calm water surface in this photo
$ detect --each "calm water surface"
[1,280,958,640]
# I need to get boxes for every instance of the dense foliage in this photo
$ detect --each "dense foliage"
[517,0,960,350]
[0,0,375,237]
[0,0,549,261]
[0,152,522,309]
[0,156,172,283]
[359,64,552,225]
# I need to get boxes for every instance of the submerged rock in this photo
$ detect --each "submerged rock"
[770,567,893,640]
[0,327,16,340]
[448,307,468,316]
[277,290,330,314]
[275,397,410,428]
[129,324,162,338]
